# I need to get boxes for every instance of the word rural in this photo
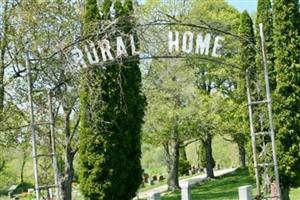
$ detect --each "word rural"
[70,34,139,68]
[168,31,225,57]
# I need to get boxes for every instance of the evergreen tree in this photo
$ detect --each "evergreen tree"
[102,0,112,17]
[79,0,145,199]
[239,11,256,72]
[83,0,100,34]
[255,0,275,90]
[273,0,300,199]
[238,10,258,177]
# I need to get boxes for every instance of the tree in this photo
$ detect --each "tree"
[188,0,243,176]
[255,0,275,90]
[83,0,101,35]
[0,0,28,173]
[0,1,7,162]
[220,98,249,168]
[79,0,146,199]
[239,11,256,75]
[238,10,257,169]
[0,0,9,115]
[8,1,82,198]
[142,59,198,190]
[273,0,300,199]
[183,91,226,178]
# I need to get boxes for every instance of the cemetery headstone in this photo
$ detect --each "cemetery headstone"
[147,191,160,200]
[181,181,191,200]
[158,175,164,182]
[238,185,253,200]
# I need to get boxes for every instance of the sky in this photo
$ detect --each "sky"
[226,0,258,13]
[137,0,259,14]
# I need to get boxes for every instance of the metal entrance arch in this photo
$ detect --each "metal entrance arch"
[23,17,281,200]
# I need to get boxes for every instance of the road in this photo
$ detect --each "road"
[135,168,236,199]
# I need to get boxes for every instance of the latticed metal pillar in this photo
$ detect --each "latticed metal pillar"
[26,50,61,200]
[245,23,281,200]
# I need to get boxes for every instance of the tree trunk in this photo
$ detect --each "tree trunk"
[164,128,180,191]
[60,111,76,200]
[237,142,246,168]
[0,159,5,171]
[281,186,290,200]
[204,134,215,178]
[0,0,9,115]
[0,36,5,120]
[20,149,27,183]
[0,63,4,114]
[163,142,171,176]
[61,147,75,200]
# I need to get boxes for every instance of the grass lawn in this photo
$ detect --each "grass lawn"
[161,168,255,200]
[160,168,300,200]
[290,187,300,199]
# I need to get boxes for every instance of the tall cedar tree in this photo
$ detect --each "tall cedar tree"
[273,0,300,199]
[239,11,256,72]
[79,0,145,199]
[255,0,275,90]
[238,10,257,174]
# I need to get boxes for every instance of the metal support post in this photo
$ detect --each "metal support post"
[245,70,261,196]
[48,91,61,200]
[259,23,281,199]
[26,51,40,200]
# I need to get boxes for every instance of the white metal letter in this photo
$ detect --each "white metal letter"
[98,39,114,61]
[182,31,194,54]
[195,33,211,55]
[212,36,225,57]
[130,34,140,55]
[116,36,128,57]
[168,31,179,53]
[84,41,100,65]
[70,47,87,69]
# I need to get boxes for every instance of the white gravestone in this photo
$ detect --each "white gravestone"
[238,185,253,200]
[181,181,191,200]
[147,190,160,200]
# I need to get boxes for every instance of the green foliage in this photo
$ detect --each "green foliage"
[178,148,190,176]
[102,0,112,17]
[142,59,199,145]
[79,1,146,199]
[114,0,123,17]
[83,0,101,34]
[12,182,34,195]
[189,0,248,171]
[273,0,300,191]
[84,0,100,21]
[141,144,167,175]
[239,11,256,72]
[237,11,258,171]
[124,0,133,14]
